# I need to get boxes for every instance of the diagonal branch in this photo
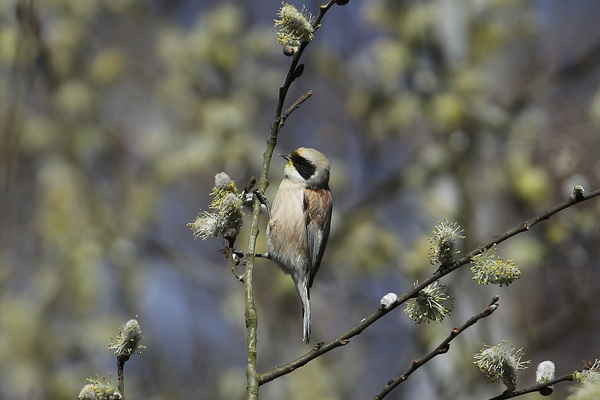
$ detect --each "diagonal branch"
[448,186,600,274]
[373,296,500,400]
[279,90,313,130]
[258,187,600,385]
[487,371,577,400]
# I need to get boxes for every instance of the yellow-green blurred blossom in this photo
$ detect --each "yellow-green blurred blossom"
[400,3,434,45]
[514,165,552,205]
[471,245,520,286]
[404,281,453,323]
[55,80,94,118]
[274,2,314,49]
[473,340,529,391]
[589,87,600,124]
[89,48,125,85]
[0,27,17,63]
[188,173,244,240]
[108,319,145,357]
[427,219,465,265]
[430,92,466,132]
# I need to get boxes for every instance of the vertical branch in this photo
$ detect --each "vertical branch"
[243,2,337,398]
[116,355,129,400]
[244,199,262,400]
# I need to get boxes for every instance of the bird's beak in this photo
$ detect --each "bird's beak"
[280,153,291,161]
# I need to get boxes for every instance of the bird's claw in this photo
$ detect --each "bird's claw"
[253,189,272,219]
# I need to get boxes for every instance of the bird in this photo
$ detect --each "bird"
[266,147,332,344]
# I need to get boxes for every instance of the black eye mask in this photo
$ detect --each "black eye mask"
[290,151,316,181]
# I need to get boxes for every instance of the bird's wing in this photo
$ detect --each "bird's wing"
[304,187,332,288]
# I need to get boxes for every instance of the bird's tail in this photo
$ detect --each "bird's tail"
[297,282,311,344]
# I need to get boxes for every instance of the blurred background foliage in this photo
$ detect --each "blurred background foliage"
[0,0,599,399]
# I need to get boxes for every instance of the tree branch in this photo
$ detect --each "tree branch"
[488,372,575,400]
[258,187,600,385]
[244,2,338,399]
[447,186,600,275]
[116,354,130,400]
[374,296,500,400]
[279,90,313,130]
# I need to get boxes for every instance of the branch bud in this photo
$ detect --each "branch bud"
[572,185,585,201]
[380,292,398,310]
[283,45,295,56]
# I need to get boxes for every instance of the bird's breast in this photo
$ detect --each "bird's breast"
[267,181,308,272]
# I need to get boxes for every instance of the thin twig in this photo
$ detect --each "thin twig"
[374,296,500,400]
[116,354,130,400]
[313,0,336,29]
[279,90,313,130]
[258,187,600,385]
[225,247,245,282]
